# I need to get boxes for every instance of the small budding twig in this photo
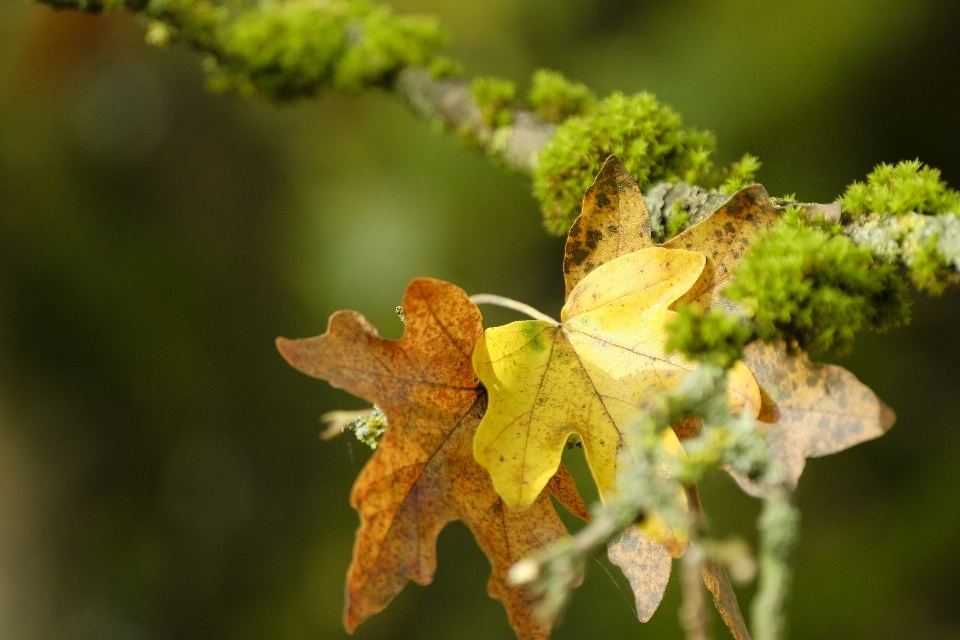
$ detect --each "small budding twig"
[469,294,560,325]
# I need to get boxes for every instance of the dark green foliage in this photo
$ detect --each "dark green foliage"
[533,91,758,235]
[471,77,516,127]
[528,69,596,123]
[840,159,960,218]
[665,304,753,368]
[723,223,911,355]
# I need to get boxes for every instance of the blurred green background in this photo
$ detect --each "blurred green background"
[2,0,960,638]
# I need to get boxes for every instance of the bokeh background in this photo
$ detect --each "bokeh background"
[2,0,960,638]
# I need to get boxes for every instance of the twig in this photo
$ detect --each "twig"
[395,69,555,176]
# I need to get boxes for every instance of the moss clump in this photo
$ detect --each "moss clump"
[213,3,348,98]
[663,201,690,241]
[427,55,462,79]
[528,69,596,123]
[779,204,841,234]
[665,305,753,368]
[148,0,446,100]
[335,5,446,91]
[840,159,960,218]
[534,91,758,235]
[723,222,910,355]
[719,153,762,195]
[471,76,516,127]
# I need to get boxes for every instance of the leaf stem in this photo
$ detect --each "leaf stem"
[469,294,560,325]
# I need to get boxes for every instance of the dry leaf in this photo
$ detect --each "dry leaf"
[555,157,769,631]
[606,525,673,622]
[730,341,896,496]
[563,155,654,299]
[660,183,779,312]
[277,278,588,639]
[687,486,751,640]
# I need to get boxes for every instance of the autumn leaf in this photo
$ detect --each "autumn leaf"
[606,524,672,621]
[659,179,779,312]
[730,340,896,496]
[276,278,588,639]
[472,247,761,528]
[563,155,653,299]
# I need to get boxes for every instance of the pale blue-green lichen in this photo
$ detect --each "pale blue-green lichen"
[342,405,387,449]
[643,180,733,242]
[844,211,960,294]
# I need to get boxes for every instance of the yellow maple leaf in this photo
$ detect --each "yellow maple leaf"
[472,247,761,554]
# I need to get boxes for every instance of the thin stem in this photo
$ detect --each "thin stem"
[470,294,559,325]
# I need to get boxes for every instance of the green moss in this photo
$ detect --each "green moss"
[334,5,446,91]
[428,55,462,79]
[840,159,960,218]
[723,222,911,355]
[780,204,841,234]
[471,76,516,127]
[140,0,448,100]
[663,201,689,241]
[528,69,596,123]
[719,153,762,195]
[533,91,756,235]
[665,304,753,368]
[213,3,347,99]
[906,235,954,295]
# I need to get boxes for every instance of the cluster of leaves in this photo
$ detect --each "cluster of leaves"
[277,157,895,639]
[840,159,960,218]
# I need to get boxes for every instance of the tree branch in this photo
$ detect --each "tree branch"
[396,69,555,175]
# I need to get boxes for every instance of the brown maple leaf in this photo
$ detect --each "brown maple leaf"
[276,278,588,640]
